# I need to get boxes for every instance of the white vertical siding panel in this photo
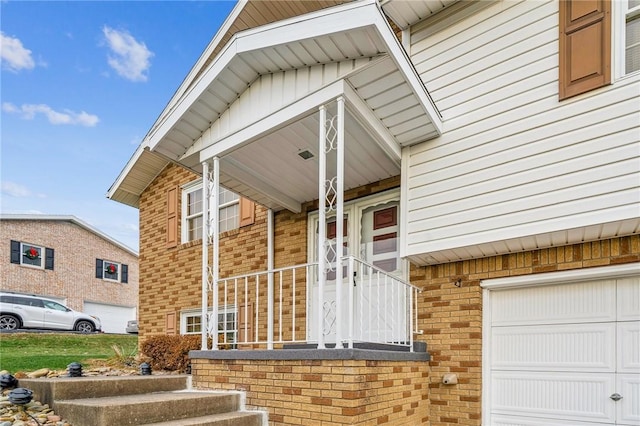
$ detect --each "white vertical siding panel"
[405,0,640,259]
[203,59,372,151]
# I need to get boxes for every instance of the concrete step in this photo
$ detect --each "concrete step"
[19,374,189,407]
[142,411,264,426]
[55,391,240,426]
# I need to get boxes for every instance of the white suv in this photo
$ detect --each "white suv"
[0,292,101,333]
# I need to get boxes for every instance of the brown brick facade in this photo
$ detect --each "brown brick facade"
[139,164,639,425]
[0,218,138,314]
[192,358,429,426]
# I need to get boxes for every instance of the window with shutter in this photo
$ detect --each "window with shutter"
[11,241,49,269]
[559,0,611,99]
[181,181,242,243]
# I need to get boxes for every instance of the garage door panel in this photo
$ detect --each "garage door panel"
[492,371,616,424]
[491,414,612,426]
[83,302,135,334]
[617,374,640,426]
[617,374,640,425]
[618,321,640,374]
[491,281,616,326]
[618,277,640,322]
[492,323,615,372]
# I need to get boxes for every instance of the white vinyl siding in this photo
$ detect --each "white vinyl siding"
[404,0,640,263]
[184,58,375,158]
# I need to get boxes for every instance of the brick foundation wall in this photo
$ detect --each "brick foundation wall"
[191,357,428,425]
[412,235,640,426]
[0,219,138,312]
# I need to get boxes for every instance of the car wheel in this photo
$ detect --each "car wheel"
[75,320,94,333]
[0,314,20,330]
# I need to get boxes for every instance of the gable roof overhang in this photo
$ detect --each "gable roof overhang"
[108,0,442,210]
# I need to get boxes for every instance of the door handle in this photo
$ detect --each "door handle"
[610,393,623,401]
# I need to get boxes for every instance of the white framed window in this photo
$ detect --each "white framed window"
[181,182,240,243]
[616,0,640,76]
[19,242,44,269]
[103,260,121,282]
[180,308,238,345]
[95,258,128,283]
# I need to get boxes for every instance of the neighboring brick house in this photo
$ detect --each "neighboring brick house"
[0,214,139,333]
[109,1,639,425]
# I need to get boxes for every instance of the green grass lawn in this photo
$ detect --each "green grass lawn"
[0,332,138,373]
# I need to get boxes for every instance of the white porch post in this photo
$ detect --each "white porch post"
[211,157,220,350]
[201,157,221,350]
[201,161,210,350]
[335,96,345,349]
[317,105,327,350]
[267,208,274,350]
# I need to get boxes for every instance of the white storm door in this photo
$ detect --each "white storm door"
[357,202,406,343]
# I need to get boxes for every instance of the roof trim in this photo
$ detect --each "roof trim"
[0,214,138,256]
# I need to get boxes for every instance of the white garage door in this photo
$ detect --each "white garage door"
[83,302,136,334]
[487,276,639,425]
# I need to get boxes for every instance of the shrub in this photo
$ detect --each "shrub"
[140,335,202,372]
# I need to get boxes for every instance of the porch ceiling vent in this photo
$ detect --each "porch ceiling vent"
[298,150,314,160]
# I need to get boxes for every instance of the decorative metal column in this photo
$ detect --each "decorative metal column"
[201,157,220,350]
[317,98,345,349]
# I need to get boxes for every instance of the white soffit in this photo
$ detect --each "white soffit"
[407,218,640,266]
[380,0,458,29]
[147,0,441,163]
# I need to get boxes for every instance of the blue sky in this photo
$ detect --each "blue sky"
[1,0,237,252]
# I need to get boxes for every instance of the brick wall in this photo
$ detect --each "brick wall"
[413,235,640,426]
[192,358,428,425]
[139,164,640,425]
[0,219,138,312]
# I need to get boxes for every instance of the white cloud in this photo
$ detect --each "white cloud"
[0,31,35,72]
[102,26,153,82]
[2,102,99,127]
[0,181,47,199]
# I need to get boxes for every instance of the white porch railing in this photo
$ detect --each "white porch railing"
[209,256,422,351]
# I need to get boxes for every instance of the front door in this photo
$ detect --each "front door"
[308,192,406,345]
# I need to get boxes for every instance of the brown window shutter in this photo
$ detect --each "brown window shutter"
[237,303,253,349]
[559,0,611,100]
[166,186,179,248]
[166,312,177,335]
[239,197,255,227]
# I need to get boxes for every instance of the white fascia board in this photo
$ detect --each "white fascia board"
[147,39,240,151]
[234,1,380,53]
[221,158,302,213]
[198,80,345,161]
[342,80,401,163]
